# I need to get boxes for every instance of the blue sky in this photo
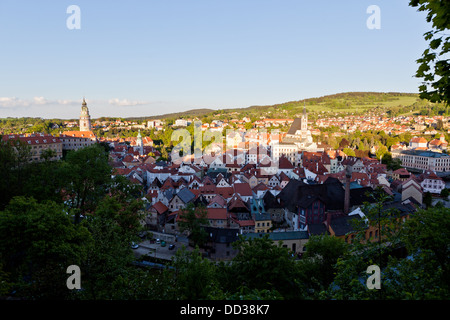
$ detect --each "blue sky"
[0,0,430,119]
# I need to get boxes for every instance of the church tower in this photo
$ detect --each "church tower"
[136,129,144,156]
[80,97,92,132]
[300,102,308,135]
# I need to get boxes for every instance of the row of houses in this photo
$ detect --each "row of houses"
[2,130,98,162]
[107,139,431,260]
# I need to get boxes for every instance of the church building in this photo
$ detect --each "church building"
[271,104,321,165]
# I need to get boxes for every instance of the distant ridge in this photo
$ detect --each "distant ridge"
[124,92,421,120]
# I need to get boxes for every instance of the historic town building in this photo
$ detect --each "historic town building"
[60,98,97,151]
[79,97,92,132]
[272,104,321,165]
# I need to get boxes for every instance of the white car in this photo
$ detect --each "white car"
[131,242,139,249]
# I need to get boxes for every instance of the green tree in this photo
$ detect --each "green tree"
[297,235,349,298]
[383,206,450,299]
[62,145,112,223]
[77,190,143,300]
[223,235,302,299]
[0,197,92,299]
[423,191,433,208]
[440,187,449,199]
[177,203,209,247]
[162,246,219,299]
[410,0,450,105]
[343,147,356,157]
[0,138,31,209]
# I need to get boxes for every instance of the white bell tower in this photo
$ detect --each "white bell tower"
[80,97,92,132]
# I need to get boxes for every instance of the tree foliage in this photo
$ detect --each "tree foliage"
[0,197,92,299]
[177,203,209,247]
[410,0,450,105]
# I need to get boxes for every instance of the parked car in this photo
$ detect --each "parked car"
[130,242,139,249]
[161,240,166,247]
[168,244,175,250]
[155,239,160,244]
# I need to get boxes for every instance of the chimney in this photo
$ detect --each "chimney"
[326,212,332,229]
[344,164,351,214]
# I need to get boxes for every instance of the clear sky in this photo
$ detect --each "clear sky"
[0,0,431,119]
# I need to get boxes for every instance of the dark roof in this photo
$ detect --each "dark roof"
[193,194,209,206]
[150,177,163,188]
[329,215,362,236]
[279,179,346,212]
[206,169,230,181]
[263,190,283,209]
[307,223,329,236]
[244,231,309,241]
[287,118,304,135]
[176,187,196,204]
[204,226,240,244]
[349,187,376,206]
[381,200,418,217]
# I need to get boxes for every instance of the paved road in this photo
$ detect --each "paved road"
[132,239,189,261]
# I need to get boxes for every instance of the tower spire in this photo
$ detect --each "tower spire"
[80,97,91,132]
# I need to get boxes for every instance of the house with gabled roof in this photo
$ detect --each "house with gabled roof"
[263,190,285,224]
[206,208,230,228]
[277,155,295,175]
[233,182,253,202]
[188,175,203,189]
[241,172,259,189]
[252,182,270,199]
[216,176,231,188]
[392,168,411,182]
[148,177,163,191]
[401,177,423,204]
[146,201,169,231]
[279,172,291,189]
[168,187,196,212]
[156,188,176,207]
[228,193,250,215]
[268,175,280,188]
[418,170,445,194]
[208,194,227,209]
[409,136,428,149]
[202,226,240,260]
[231,218,255,234]
[428,134,448,152]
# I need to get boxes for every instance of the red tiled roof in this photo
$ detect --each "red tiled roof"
[216,186,234,199]
[151,201,168,214]
[2,134,62,145]
[207,208,228,220]
[61,130,96,139]
[233,183,253,197]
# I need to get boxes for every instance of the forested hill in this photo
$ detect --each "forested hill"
[146,91,446,122]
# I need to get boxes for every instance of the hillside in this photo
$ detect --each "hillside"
[237,92,422,117]
[140,92,433,121]
[127,108,215,121]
